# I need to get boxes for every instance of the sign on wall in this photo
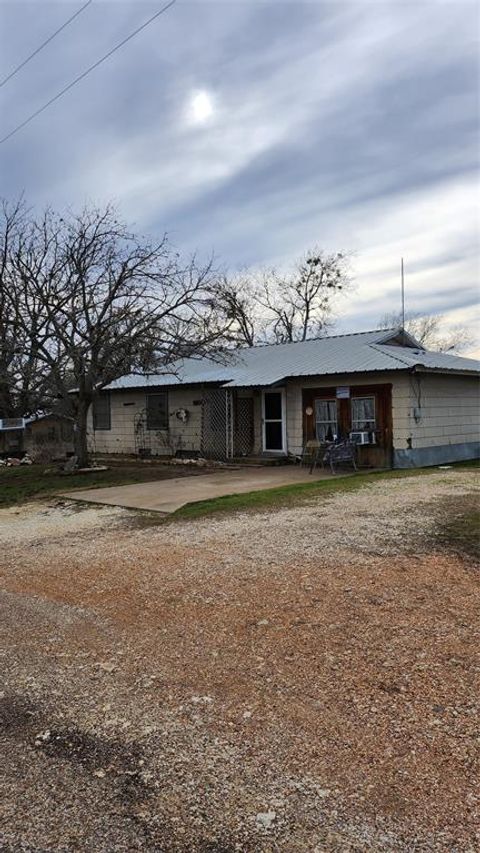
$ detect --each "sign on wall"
[336,386,350,399]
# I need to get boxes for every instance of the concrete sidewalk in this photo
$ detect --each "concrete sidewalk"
[60,466,341,513]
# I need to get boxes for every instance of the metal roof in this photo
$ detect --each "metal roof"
[105,328,480,391]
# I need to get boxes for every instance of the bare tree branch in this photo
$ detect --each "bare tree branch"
[378,310,473,353]
[1,201,229,464]
[217,249,351,346]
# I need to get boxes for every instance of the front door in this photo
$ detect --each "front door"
[262,390,286,453]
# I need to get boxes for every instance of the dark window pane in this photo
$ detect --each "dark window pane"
[314,398,337,442]
[265,421,283,450]
[146,393,168,430]
[264,392,282,420]
[93,394,111,430]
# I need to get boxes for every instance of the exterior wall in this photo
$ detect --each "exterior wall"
[25,418,74,461]
[285,371,408,458]
[87,387,204,456]
[88,372,479,466]
[252,391,263,454]
[393,373,479,467]
[285,371,479,467]
[0,429,24,456]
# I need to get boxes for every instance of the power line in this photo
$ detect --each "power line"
[0,0,176,145]
[0,0,93,90]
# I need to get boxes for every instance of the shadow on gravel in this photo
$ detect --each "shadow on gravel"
[433,493,479,563]
[0,693,241,852]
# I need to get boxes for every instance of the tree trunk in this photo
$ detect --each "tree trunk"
[73,398,90,467]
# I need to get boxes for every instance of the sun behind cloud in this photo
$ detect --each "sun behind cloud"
[187,89,215,125]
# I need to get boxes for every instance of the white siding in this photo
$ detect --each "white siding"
[87,372,479,461]
[87,388,203,456]
[391,374,411,449]
[405,373,479,449]
[284,372,478,457]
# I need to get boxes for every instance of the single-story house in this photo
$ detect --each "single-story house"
[87,328,480,468]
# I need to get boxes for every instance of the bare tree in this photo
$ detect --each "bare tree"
[0,199,22,417]
[214,273,258,347]
[217,249,350,346]
[261,250,349,343]
[379,311,472,353]
[0,198,56,419]
[2,202,228,465]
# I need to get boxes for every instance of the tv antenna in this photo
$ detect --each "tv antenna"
[401,257,405,329]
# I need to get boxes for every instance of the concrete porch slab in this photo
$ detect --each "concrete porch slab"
[59,466,350,513]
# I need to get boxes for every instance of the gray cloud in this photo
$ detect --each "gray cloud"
[0,0,478,345]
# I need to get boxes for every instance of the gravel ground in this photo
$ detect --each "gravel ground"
[0,469,478,852]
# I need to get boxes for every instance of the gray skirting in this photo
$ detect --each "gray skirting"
[393,442,480,469]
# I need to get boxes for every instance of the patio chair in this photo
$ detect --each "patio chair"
[318,440,357,475]
[299,439,320,467]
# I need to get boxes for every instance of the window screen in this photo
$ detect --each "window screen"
[92,394,111,431]
[351,397,375,431]
[315,399,337,441]
[146,393,168,430]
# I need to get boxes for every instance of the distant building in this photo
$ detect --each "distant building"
[0,414,74,460]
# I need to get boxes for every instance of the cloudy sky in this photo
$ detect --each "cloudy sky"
[1,0,479,350]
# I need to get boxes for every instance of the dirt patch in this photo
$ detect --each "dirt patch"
[432,492,479,562]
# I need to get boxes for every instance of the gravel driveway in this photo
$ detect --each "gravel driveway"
[0,469,478,852]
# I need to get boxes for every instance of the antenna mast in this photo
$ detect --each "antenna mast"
[401,257,405,330]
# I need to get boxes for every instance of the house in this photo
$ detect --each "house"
[87,328,480,468]
[0,414,74,460]
[25,414,74,460]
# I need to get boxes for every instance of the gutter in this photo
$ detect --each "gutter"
[409,365,480,377]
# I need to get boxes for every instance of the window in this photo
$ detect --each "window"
[146,393,168,430]
[92,393,111,430]
[315,399,337,441]
[61,422,74,442]
[351,396,375,432]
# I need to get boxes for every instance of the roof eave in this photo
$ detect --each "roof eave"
[410,365,480,377]
[108,378,231,392]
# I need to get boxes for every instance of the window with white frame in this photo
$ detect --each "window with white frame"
[351,396,375,432]
[315,399,337,441]
[146,393,168,430]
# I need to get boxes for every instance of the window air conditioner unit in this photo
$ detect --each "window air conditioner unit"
[0,417,25,431]
[350,430,372,445]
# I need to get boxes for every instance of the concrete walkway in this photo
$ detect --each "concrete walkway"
[60,466,342,513]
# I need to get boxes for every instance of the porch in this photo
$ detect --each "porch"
[201,386,288,462]
[200,381,394,469]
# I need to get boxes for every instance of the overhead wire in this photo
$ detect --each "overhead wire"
[0,0,176,145]
[0,0,93,89]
